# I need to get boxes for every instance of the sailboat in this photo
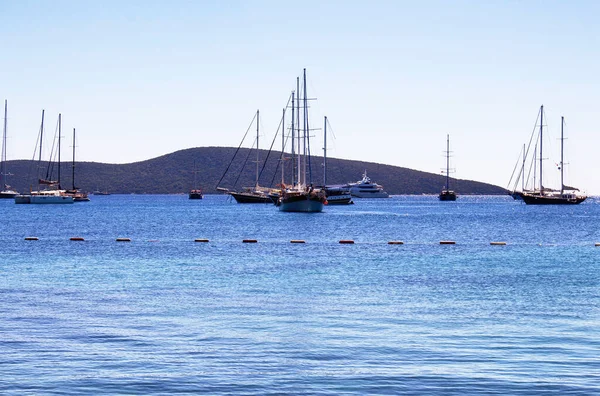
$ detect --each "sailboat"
[65,128,90,202]
[321,116,353,205]
[217,110,274,204]
[277,69,327,212]
[0,100,18,198]
[439,134,457,201]
[15,112,74,204]
[189,160,203,199]
[520,105,587,205]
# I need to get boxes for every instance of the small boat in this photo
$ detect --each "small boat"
[277,70,326,212]
[345,171,389,198]
[189,160,203,199]
[439,134,457,201]
[92,190,110,195]
[520,106,586,205]
[0,100,18,198]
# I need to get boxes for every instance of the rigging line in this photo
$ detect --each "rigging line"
[506,145,523,190]
[514,106,543,192]
[45,117,60,182]
[269,106,294,188]
[232,141,255,189]
[259,94,293,187]
[215,111,258,189]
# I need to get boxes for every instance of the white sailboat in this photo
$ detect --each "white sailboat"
[15,112,74,204]
[0,100,18,198]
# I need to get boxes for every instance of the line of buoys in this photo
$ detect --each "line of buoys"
[70,237,85,241]
[490,241,507,246]
[290,240,306,243]
[243,239,258,243]
[440,241,456,245]
[195,239,209,243]
[116,238,131,242]
[388,241,404,245]
[24,237,39,241]
[339,240,355,244]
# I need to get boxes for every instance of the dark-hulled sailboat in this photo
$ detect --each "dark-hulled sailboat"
[439,134,456,201]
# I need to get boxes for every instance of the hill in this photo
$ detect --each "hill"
[4,147,507,195]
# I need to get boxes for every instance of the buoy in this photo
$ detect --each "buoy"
[440,241,456,245]
[388,241,404,245]
[243,239,258,243]
[70,237,85,241]
[490,242,507,246]
[290,240,305,243]
[339,240,355,244]
[116,238,131,242]
[24,237,39,241]
[595,243,600,247]
[194,239,209,243]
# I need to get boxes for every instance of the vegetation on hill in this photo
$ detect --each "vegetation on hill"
[4,147,507,195]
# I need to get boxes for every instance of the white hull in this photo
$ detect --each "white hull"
[350,189,389,198]
[15,191,74,204]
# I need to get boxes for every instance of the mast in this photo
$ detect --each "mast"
[560,116,564,194]
[72,128,76,190]
[296,77,301,186]
[58,113,62,189]
[281,108,285,185]
[539,105,543,193]
[303,68,311,185]
[255,109,259,189]
[291,92,295,186]
[522,143,525,192]
[1,100,7,189]
[445,134,450,190]
[323,116,327,187]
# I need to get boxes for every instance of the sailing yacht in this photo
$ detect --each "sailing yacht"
[217,110,274,204]
[15,112,74,204]
[277,69,327,212]
[439,134,457,201]
[64,128,90,202]
[520,106,586,205]
[322,116,353,205]
[189,160,203,199]
[0,100,18,198]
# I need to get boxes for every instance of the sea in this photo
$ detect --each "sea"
[1,194,599,395]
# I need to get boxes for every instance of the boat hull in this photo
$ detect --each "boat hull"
[189,192,203,199]
[522,193,586,205]
[30,195,74,204]
[0,190,18,198]
[230,192,273,204]
[350,190,389,198]
[14,195,31,204]
[278,193,325,212]
[439,190,457,201]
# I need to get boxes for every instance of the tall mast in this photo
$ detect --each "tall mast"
[303,68,310,185]
[72,128,76,190]
[522,143,525,192]
[445,134,450,190]
[539,105,543,193]
[58,113,62,189]
[1,100,7,189]
[323,116,327,187]
[255,109,259,188]
[281,108,285,185]
[560,116,564,194]
[296,77,301,186]
[291,92,295,186]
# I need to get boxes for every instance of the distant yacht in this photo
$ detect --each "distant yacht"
[345,171,389,198]
[189,160,203,199]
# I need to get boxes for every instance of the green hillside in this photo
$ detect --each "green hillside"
[4,147,507,195]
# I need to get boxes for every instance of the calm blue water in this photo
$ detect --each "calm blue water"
[1,195,599,394]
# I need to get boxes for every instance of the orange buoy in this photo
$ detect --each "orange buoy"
[70,237,85,241]
[194,239,209,243]
[24,237,39,241]
[116,238,131,242]
[290,240,306,243]
[388,241,404,245]
[243,239,258,243]
[339,240,355,244]
[440,241,456,245]
[490,242,507,246]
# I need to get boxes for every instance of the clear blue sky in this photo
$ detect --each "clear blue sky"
[2,0,599,193]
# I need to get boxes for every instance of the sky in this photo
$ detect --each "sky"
[1,0,599,193]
